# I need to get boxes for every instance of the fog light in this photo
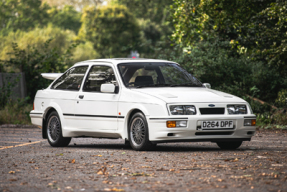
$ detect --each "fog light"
[167,120,187,128]
[244,119,256,126]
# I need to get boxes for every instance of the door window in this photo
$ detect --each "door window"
[83,66,117,92]
[51,66,88,90]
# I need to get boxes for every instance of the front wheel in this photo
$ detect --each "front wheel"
[128,112,154,151]
[46,111,71,147]
[216,141,243,150]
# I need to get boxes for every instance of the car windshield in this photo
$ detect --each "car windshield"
[118,62,203,88]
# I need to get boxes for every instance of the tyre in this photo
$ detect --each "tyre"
[128,112,154,151]
[46,111,71,147]
[216,141,243,150]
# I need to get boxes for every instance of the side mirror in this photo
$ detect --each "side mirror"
[101,83,116,93]
[203,83,211,89]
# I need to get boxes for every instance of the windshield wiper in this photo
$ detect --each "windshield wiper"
[170,83,200,87]
[135,84,156,88]
[154,84,172,87]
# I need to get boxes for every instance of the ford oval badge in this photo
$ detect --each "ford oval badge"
[208,104,215,107]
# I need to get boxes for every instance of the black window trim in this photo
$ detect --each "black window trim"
[50,65,89,91]
[82,64,119,94]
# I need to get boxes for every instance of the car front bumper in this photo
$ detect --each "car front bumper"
[147,115,256,142]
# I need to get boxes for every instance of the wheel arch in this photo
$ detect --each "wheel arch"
[124,108,146,141]
[42,107,57,139]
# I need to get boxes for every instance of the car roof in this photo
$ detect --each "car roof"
[73,58,176,67]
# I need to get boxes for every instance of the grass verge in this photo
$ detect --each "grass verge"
[0,100,32,125]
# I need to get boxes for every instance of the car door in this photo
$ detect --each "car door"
[49,65,89,129]
[74,64,120,131]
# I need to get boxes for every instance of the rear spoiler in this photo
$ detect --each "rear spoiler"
[41,73,63,80]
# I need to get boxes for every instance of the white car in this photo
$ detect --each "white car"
[30,59,256,150]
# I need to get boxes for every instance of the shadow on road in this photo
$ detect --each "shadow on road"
[61,142,260,152]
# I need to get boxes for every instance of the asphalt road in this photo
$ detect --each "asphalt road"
[0,127,287,192]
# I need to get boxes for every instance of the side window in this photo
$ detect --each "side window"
[83,65,116,92]
[51,66,88,90]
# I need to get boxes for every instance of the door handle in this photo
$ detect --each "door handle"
[79,95,84,99]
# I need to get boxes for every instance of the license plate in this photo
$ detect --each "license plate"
[201,120,233,129]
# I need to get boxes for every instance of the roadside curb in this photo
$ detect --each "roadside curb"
[0,124,38,128]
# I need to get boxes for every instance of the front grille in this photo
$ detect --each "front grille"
[195,132,234,136]
[199,108,225,115]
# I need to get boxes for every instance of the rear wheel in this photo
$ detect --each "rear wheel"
[46,111,71,147]
[128,112,154,151]
[216,141,242,150]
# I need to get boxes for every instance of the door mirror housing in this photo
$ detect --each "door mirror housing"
[203,83,211,89]
[101,83,116,93]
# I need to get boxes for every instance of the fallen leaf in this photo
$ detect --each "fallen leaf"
[156,168,169,171]
[70,159,75,164]
[97,170,104,175]
[97,167,107,175]
[166,183,174,185]
[232,158,239,162]
[9,178,17,181]
[104,188,125,192]
[103,167,107,174]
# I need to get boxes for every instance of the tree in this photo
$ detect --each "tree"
[0,39,77,101]
[170,0,287,103]
[171,0,274,47]
[42,0,103,11]
[0,0,50,33]
[0,25,76,62]
[78,5,141,58]
[114,0,173,25]
[113,0,174,57]
[48,5,82,33]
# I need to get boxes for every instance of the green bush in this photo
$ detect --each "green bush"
[0,25,76,63]
[0,98,32,125]
[275,89,287,108]
[0,75,19,109]
[0,39,77,102]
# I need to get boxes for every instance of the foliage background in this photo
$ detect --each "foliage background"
[0,0,286,126]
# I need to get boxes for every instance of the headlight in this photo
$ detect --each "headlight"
[170,105,196,115]
[227,105,247,114]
